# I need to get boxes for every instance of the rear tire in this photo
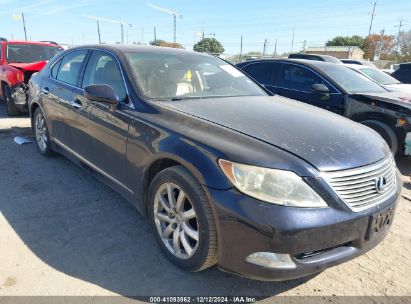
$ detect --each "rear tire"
[361,120,398,155]
[148,166,218,272]
[33,108,54,156]
[4,85,20,117]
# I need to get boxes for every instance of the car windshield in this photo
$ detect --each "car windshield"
[359,67,401,85]
[6,44,62,63]
[320,64,388,94]
[125,52,267,100]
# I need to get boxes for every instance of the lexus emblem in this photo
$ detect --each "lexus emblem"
[375,176,388,193]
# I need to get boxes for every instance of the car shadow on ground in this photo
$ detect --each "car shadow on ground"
[0,106,313,298]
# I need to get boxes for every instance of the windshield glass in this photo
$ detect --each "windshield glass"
[125,52,266,100]
[320,64,388,94]
[6,44,62,63]
[359,67,401,85]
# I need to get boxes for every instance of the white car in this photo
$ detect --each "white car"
[345,64,411,94]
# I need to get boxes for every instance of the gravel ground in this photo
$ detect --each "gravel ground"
[0,104,410,301]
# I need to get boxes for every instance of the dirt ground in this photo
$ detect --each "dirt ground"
[0,104,410,301]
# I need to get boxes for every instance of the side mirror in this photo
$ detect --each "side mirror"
[312,83,330,100]
[84,84,119,112]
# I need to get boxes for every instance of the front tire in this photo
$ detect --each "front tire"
[33,108,54,156]
[4,85,20,117]
[361,120,399,155]
[148,166,218,271]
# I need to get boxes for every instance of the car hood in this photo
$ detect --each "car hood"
[8,61,47,72]
[160,95,388,172]
[354,91,411,109]
[384,83,411,94]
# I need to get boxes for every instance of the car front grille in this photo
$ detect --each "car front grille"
[322,156,397,212]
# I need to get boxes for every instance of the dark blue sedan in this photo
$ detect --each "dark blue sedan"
[28,45,400,281]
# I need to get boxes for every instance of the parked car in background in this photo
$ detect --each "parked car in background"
[345,64,411,94]
[28,45,400,281]
[288,53,342,64]
[0,39,63,116]
[340,59,377,68]
[392,63,411,84]
[237,58,411,156]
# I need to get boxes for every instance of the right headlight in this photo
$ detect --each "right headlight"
[218,159,327,208]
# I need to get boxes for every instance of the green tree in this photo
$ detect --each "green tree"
[363,34,396,60]
[149,39,183,49]
[193,38,225,55]
[326,35,365,49]
[150,39,166,46]
[246,51,263,56]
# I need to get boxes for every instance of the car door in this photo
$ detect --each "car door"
[73,49,132,190]
[41,50,88,148]
[274,63,345,114]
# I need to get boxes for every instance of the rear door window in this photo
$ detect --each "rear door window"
[50,58,62,79]
[56,50,88,86]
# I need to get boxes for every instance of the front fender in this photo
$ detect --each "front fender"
[146,134,231,190]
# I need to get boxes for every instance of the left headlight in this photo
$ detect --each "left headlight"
[218,159,327,208]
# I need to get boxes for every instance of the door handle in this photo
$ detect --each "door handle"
[70,99,82,109]
[41,87,49,95]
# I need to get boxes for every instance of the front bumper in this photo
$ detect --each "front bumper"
[11,83,29,112]
[207,176,401,281]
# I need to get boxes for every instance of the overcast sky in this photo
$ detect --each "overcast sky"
[1,0,410,54]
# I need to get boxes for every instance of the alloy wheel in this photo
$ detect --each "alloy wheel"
[35,112,48,152]
[153,182,199,259]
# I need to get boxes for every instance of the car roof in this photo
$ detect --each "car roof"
[289,53,332,59]
[65,44,212,57]
[1,40,61,47]
[238,58,339,69]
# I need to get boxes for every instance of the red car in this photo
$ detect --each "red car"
[0,39,63,116]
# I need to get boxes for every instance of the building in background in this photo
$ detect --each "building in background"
[305,46,364,60]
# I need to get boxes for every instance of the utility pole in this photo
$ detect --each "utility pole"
[154,26,157,42]
[148,3,182,43]
[239,35,243,62]
[173,15,177,43]
[97,20,101,44]
[376,29,385,60]
[368,1,377,36]
[22,13,27,41]
[141,27,144,44]
[274,39,277,57]
[302,40,307,53]
[120,24,124,43]
[83,15,131,45]
[290,27,295,53]
[263,38,268,56]
[395,17,406,54]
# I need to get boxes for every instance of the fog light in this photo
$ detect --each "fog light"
[245,252,296,269]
